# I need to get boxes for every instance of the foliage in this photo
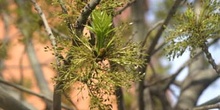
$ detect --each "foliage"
[165,0,220,60]
[54,10,145,109]
[86,10,114,54]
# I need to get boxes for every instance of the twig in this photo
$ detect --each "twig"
[114,0,136,16]
[151,42,166,55]
[201,42,220,75]
[199,95,220,106]
[57,0,74,33]
[137,1,183,110]
[30,0,58,53]
[26,40,52,96]
[147,0,182,56]
[18,48,25,86]
[145,49,203,88]
[192,103,220,110]
[145,39,219,89]
[0,77,73,110]
[173,80,181,87]
[51,28,70,39]
[141,20,164,48]
[18,47,26,100]
[149,62,156,75]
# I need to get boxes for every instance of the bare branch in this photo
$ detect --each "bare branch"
[51,28,70,39]
[145,39,220,89]
[30,0,57,52]
[26,40,52,96]
[174,66,219,109]
[57,0,74,33]
[149,62,156,75]
[137,1,183,110]
[199,95,220,106]
[147,0,182,56]
[18,47,26,100]
[30,0,64,109]
[151,42,166,55]
[0,77,73,110]
[114,0,136,16]
[192,103,220,110]
[0,88,30,110]
[141,20,164,48]
[201,42,220,75]
[18,48,25,86]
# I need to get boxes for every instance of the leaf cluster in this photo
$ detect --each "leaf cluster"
[165,0,220,60]
[86,10,114,53]
[54,10,145,109]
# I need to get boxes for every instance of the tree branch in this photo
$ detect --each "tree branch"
[201,42,220,75]
[147,0,182,56]
[30,0,63,110]
[199,95,220,106]
[26,40,52,97]
[74,0,101,34]
[145,38,219,90]
[114,0,136,16]
[141,20,164,48]
[192,103,220,110]
[57,0,75,33]
[137,1,183,110]
[30,0,57,52]
[0,77,73,110]
[174,66,219,109]
[0,88,30,110]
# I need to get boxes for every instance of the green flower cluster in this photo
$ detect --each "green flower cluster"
[165,0,220,60]
[55,10,145,109]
